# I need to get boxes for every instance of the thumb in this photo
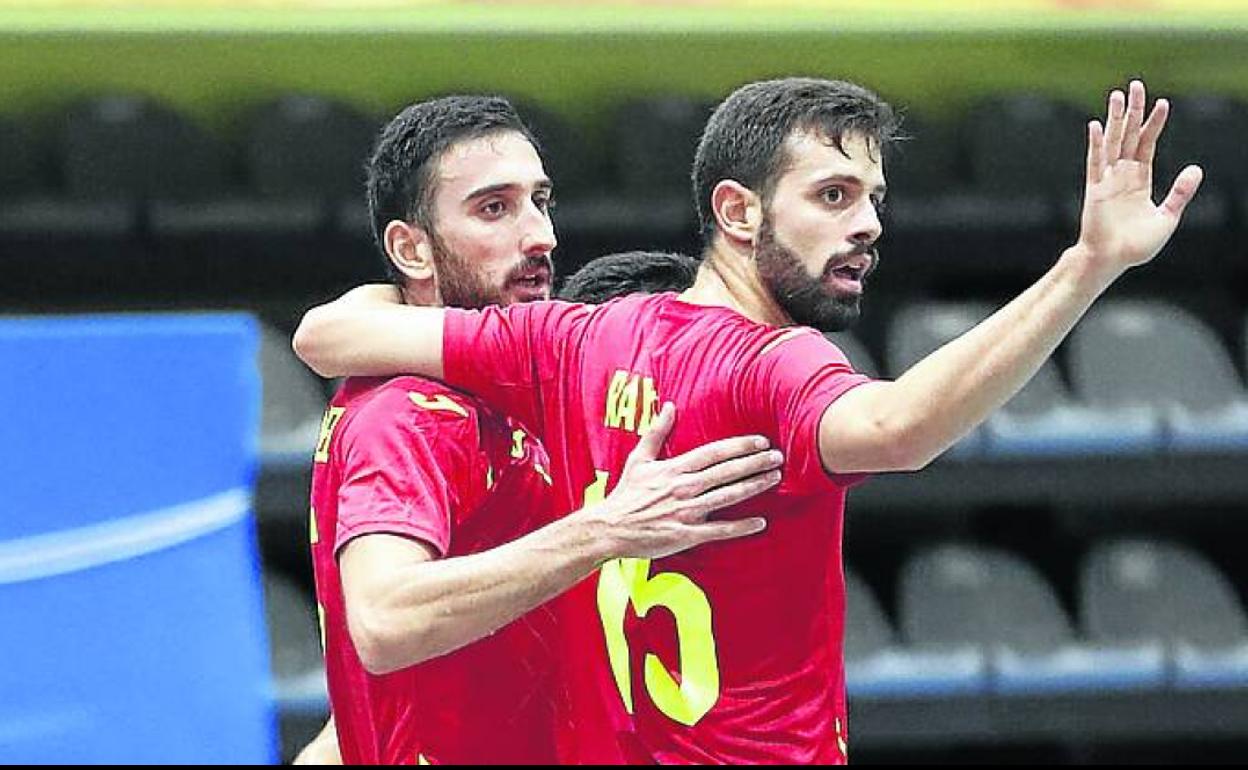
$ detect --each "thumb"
[1161,164,1204,219]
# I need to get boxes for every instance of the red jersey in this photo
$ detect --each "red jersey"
[309,375,560,765]
[442,292,873,764]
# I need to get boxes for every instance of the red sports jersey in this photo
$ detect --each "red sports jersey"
[442,292,873,764]
[309,375,561,765]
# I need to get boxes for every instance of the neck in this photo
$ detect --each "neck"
[402,280,440,309]
[679,236,792,327]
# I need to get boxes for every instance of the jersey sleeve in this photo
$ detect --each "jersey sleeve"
[332,396,469,558]
[738,328,874,495]
[441,300,592,432]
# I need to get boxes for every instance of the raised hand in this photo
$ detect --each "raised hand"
[1076,80,1204,278]
[594,402,780,560]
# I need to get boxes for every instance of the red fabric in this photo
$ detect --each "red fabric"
[310,376,560,764]
[443,293,873,764]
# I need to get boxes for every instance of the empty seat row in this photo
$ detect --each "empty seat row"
[2,91,1243,209]
[845,300,1248,457]
[846,537,1248,698]
[262,535,1248,715]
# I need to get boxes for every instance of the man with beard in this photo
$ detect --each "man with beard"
[302,95,783,764]
[293,78,1203,763]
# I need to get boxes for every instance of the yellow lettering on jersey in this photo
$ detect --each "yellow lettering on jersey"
[314,407,346,463]
[309,507,319,545]
[417,752,431,765]
[604,370,630,429]
[605,369,660,436]
[587,471,719,727]
[511,429,526,459]
[616,374,639,432]
[638,376,660,435]
[534,463,553,486]
[486,465,494,490]
[408,391,469,418]
[835,717,848,760]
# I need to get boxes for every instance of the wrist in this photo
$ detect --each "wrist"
[557,505,620,569]
[1057,244,1121,296]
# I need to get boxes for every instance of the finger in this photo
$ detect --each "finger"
[628,401,674,465]
[681,450,783,496]
[1103,88,1127,163]
[1119,80,1146,159]
[668,434,772,474]
[1086,119,1105,185]
[1136,96,1170,167]
[1160,164,1204,219]
[688,517,769,545]
[682,470,783,520]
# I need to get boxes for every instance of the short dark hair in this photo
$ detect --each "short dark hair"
[558,251,699,304]
[366,95,539,283]
[692,78,902,248]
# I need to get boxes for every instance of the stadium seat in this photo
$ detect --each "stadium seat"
[259,323,329,460]
[885,302,992,458]
[513,100,598,195]
[607,95,712,196]
[63,94,228,201]
[1079,537,1248,689]
[825,331,881,379]
[0,100,169,245]
[1153,94,1243,193]
[964,94,1086,197]
[899,543,1165,695]
[247,95,377,202]
[0,114,44,199]
[1068,301,1248,451]
[887,94,1073,237]
[884,113,960,197]
[263,570,327,713]
[951,303,1162,456]
[845,567,987,698]
[154,94,377,242]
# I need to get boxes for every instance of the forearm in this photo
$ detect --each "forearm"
[827,247,1115,472]
[355,511,608,674]
[292,295,445,379]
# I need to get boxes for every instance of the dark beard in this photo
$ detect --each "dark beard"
[428,230,508,310]
[754,215,864,333]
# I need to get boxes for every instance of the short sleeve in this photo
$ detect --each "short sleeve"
[333,403,464,558]
[739,328,874,495]
[442,300,592,432]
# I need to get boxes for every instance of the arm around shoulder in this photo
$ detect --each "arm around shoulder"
[291,283,446,379]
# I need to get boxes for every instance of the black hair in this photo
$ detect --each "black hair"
[692,77,902,249]
[557,251,699,303]
[366,95,539,283]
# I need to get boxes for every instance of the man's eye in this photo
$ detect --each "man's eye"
[872,198,889,216]
[481,200,507,217]
[821,187,845,204]
[536,194,556,213]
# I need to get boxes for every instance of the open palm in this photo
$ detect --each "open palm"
[1077,80,1204,274]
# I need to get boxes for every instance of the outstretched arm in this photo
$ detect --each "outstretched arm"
[819,80,1203,474]
[342,404,779,675]
[292,284,445,379]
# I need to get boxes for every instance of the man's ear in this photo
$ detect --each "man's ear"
[709,179,763,248]
[383,220,436,281]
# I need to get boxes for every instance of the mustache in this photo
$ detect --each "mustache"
[504,254,555,285]
[820,242,879,282]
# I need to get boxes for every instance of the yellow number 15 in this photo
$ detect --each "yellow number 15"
[585,471,721,727]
